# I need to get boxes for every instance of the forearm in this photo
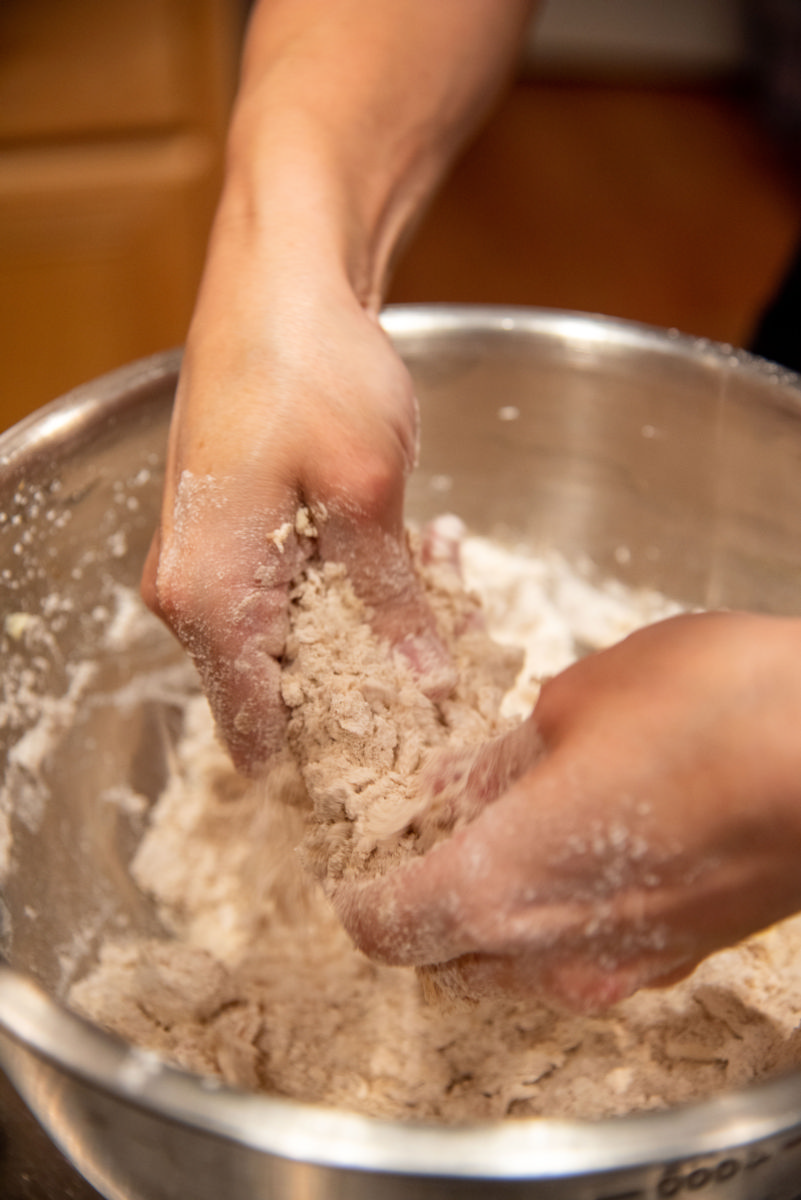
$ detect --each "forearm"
[213,0,534,309]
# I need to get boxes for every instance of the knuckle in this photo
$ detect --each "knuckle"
[347,448,404,517]
[313,425,405,521]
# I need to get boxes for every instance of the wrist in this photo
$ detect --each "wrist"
[219,89,431,312]
[218,0,531,309]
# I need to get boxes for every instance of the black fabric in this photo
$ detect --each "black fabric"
[750,235,801,372]
[747,0,801,151]
[745,1,801,371]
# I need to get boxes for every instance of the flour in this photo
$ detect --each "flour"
[69,531,801,1123]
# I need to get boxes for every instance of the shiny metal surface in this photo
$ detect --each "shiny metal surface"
[2,307,801,1199]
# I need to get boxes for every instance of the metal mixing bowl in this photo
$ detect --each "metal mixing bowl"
[2,306,801,1200]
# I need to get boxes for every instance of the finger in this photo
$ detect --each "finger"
[331,753,594,970]
[157,558,294,774]
[420,941,699,1013]
[149,480,312,773]
[198,584,291,774]
[331,769,545,966]
[417,953,642,1012]
[318,508,454,697]
[416,715,544,830]
[332,847,476,967]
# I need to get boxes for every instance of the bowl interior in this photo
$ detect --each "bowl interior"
[1,308,801,1177]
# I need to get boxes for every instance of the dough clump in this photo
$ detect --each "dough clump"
[70,534,801,1123]
[280,531,525,884]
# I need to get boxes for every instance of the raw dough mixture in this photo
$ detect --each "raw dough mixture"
[70,531,801,1122]
[282,526,530,886]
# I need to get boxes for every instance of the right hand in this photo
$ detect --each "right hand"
[142,250,446,774]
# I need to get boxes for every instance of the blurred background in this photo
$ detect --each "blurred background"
[1,0,800,431]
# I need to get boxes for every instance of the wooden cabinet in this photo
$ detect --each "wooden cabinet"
[0,0,245,428]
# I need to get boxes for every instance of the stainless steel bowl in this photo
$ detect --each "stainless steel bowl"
[2,306,801,1200]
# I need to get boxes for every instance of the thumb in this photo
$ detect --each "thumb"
[413,715,545,841]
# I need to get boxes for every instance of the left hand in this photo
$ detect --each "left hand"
[333,611,801,1011]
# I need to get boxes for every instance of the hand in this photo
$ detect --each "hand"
[142,249,446,774]
[333,611,801,1011]
[140,0,535,774]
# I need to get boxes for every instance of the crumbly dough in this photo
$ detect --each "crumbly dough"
[70,535,801,1123]
[281,536,525,884]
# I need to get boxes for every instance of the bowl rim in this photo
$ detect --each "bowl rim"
[3,965,801,1180]
[2,304,801,1181]
[1,302,799,463]
[379,302,801,392]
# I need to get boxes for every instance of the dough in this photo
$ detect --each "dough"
[280,530,526,884]
[69,533,801,1122]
